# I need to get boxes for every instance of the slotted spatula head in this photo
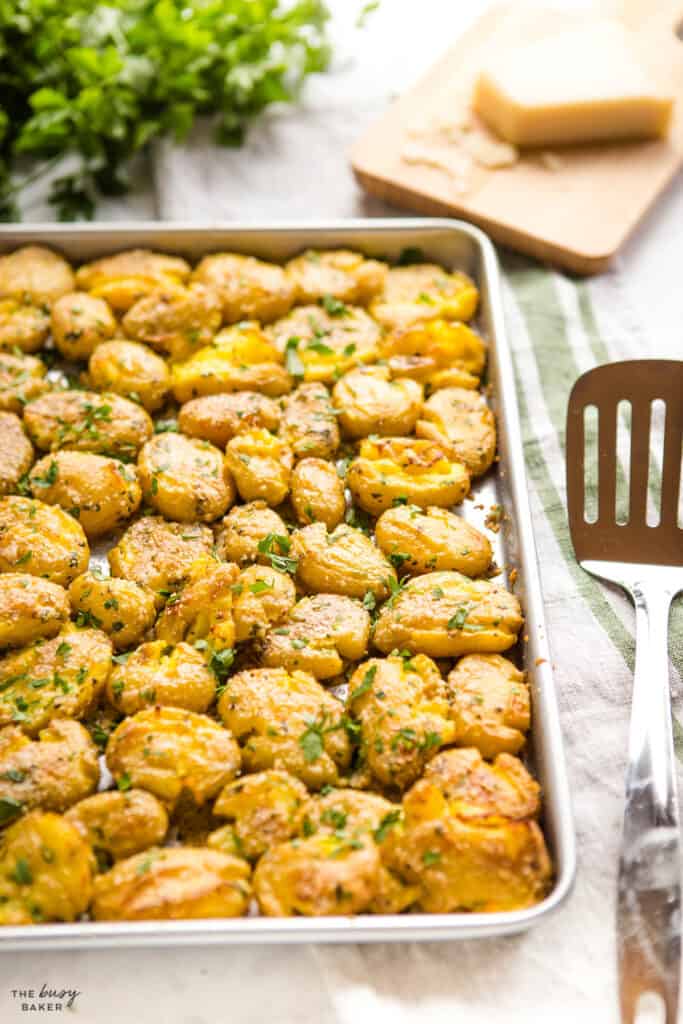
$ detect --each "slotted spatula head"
[566,359,683,570]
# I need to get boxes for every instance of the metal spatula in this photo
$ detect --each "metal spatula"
[566,359,683,1024]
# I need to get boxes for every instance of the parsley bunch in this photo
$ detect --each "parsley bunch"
[0,0,331,220]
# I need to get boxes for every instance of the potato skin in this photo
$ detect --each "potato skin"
[0,246,75,306]
[375,505,492,577]
[278,383,339,460]
[380,318,487,383]
[122,284,222,361]
[107,517,213,603]
[92,846,251,921]
[106,640,216,716]
[232,565,296,643]
[192,253,296,324]
[268,304,381,383]
[373,570,523,658]
[0,628,112,735]
[75,249,190,312]
[65,790,168,867]
[290,457,345,529]
[225,429,292,506]
[417,387,496,477]
[0,412,34,496]
[215,501,288,566]
[370,264,479,330]
[68,572,156,650]
[213,770,308,860]
[0,351,48,414]
[0,496,89,586]
[448,654,530,759]
[347,436,470,516]
[51,292,117,360]
[0,811,94,925]
[29,451,142,538]
[0,719,100,815]
[218,667,351,789]
[285,249,387,306]
[138,433,234,523]
[89,339,170,412]
[332,365,423,439]
[24,389,153,459]
[106,706,241,810]
[292,523,396,601]
[154,560,238,650]
[0,574,69,650]
[0,299,50,353]
[262,594,370,679]
[347,654,456,791]
[178,391,280,448]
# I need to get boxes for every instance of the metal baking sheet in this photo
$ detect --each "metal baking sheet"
[0,219,576,949]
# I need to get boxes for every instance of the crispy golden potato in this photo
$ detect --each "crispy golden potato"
[106,641,216,716]
[91,846,251,921]
[0,299,50,353]
[285,249,387,306]
[65,789,168,867]
[448,654,530,759]
[0,719,99,817]
[0,350,48,414]
[218,667,351,789]
[68,572,156,650]
[370,265,479,330]
[417,387,496,477]
[375,505,492,577]
[332,365,423,439]
[213,770,308,860]
[155,560,238,651]
[348,437,470,516]
[0,496,89,586]
[0,246,75,306]
[380,318,487,384]
[178,391,280,448]
[268,304,381,383]
[50,292,117,360]
[347,654,456,790]
[0,811,94,924]
[254,833,380,917]
[24,389,153,459]
[384,747,550,913]
[107,706,240,810]
[192,253,296,324]
[232,565,296,643]
[373,570,523,658]
[138,433,234,523]
[75,249,190,312]
[215,501,289,567]
[290,458,345,529]
[0,628,112,735]
[278,382,340,459]
[225,429,292,506]
[291,522,396,601]
[171,321,292,403]
[262,594,370,680]
[107,517,213,604]
[0,574,69,650]
[89,339,170,412]
[122,284,222,360]
[0,412,34,495]
[29,451,141,538]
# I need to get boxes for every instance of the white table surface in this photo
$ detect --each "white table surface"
[2,2,682,1021]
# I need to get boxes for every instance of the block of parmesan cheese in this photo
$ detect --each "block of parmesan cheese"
[473,21,674,147]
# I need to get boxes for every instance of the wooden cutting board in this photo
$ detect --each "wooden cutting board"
[351,1,683,274]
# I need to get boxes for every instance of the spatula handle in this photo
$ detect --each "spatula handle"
[617,575,681,1024]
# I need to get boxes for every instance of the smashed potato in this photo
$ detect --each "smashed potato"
[0,350,48,414]
[106,641,216,716]
[0,246,75,306]
[370,264,479,330]
[154,560,238,651]
[65,789,168,867]
[51,292,117,360]
[417,387,496,477]
[0,719,99,816]
[75,249,190,312]
[122,284,222,360]
[89,339,170,412]
[178,391,280,448]
[225,429,292,506]
[375,504,492,577]
[106,706,241,810]
[218,667,351,789]
[268,304,381,383]
[0,574,69,650]
[215,501,289,567]
[92,847,251,921]
[262,594,370,679]
[192,253,296,324]
[138,433,234,523]
[347,436,470,515]
[285,249,387,305]
[232,565,296,643]
[68,572,156,650]
[0,412,34,496]
[373,570,523,658]
[0,496,89,586]
[292,522,396,601]
[332,365,423,439]
[380,318,487,383]
[290,458,345,529]
[24,389,153,459]
[448,654,530,758]
[213,770,308,860]
[278,382,340,459]
[0,299,50,353]
[108,517,213,603]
